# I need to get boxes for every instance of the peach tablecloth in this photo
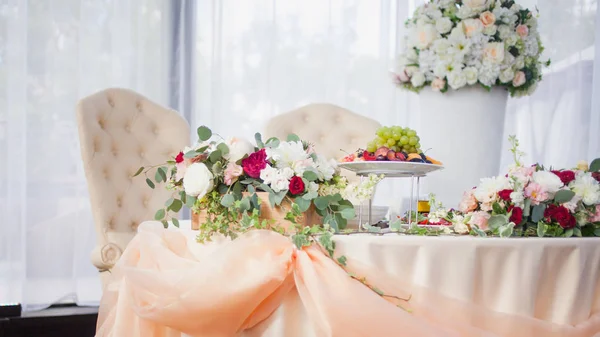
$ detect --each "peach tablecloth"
[96,221,600,337]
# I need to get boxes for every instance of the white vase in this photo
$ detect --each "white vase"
[418,86,508,208]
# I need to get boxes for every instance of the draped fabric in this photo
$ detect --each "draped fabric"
[0,0,598,309]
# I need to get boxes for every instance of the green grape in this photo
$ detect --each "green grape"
[409,147,417,153]
[391,145,399,152]
[387,139,396,146]
[367,144,377,152]
[392,126,402,134]
[407,130,417,137]
[392,132,401,141]
[383,131,392,139]
[400,136,409,145]
[415,136,420,142]
[375,137,385,144]
[409,136,418,146]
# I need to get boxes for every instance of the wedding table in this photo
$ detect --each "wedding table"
[96,220,600,337]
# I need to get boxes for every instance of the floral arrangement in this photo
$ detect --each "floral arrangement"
[135,126,381,241]
[393,0,550,97]
[422,136,600,237]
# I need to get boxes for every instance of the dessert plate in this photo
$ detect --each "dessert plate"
[338,161,444,177]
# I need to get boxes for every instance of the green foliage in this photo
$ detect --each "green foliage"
[554,190,575,204]
[286,134,301,142]
[590,158,600,172]
[133,167,144,177]
[531,204,546,223]
[146,178,155,189]
[197,126,212,141]
[537,221,547,237]
[488,215,508,230]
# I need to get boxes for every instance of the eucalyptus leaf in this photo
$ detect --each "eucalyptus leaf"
[531,204,546,222]
[287,134,300,142]
[161,220,169,228]
[179,191,187,204]
[133,167,144,177]
[159,167,167,181]
[335,212,347,230]
[492,202,505,215]
[209,149,222,162]
[221,194,235,207]
[314,196,330,210]
[265,137,280,148]
[273,190,287,206]
[185,195,197,208]
[537,221,547,237]
[248,185,255,194]
[217,143,230,155]
[146,178,155,189]
[487,215,508,230]
[184,150,198,158]
[498,222,515,238]
[212,162,224,175]
[269,192,276,208]
[170,199,183,212]
[250,193,260,210]
[302,191,318,200]
[197,146,209,153]
[594,229,600,237]
[172,218,180,228]
[472,227,487,237]
[340,207,356,220]
[574,227,582,237]
[303,171,319,182]
[154,209,165,220]
[154,168,163,183]
[218,184,228,194]
[590,158,600,172]
[564,228,574,238]
[259,184,274,194]
[523,198,531,217]
[197,126,212,141]
[554,189,575,204]
[164,198,174,208]
[327,216,339,232]
[295,197,311,212]
[255,133,265,148]
[240,197,251,212]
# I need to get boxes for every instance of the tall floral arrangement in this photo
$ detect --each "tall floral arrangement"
[136,126,381,239]
[393,0,549,97]
[426,137,600,237]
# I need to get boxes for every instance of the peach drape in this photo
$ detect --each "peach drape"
[96,222,600,337]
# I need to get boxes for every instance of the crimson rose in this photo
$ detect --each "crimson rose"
[544,204,576,229]
[593,172,600,183]
[289,176,305,195]
[508,206,523,224]
[175,151,184,163]
[552,170,576,185]
[242,149,268,178]
[498,189,513,202]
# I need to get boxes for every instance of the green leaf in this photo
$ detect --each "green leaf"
[488,215,508,230]
[197,126,212,141]
[265,137,280,148]
[554,190,575,204]
[218,184,228,194]
[574,227,582,237]
[523,198,531,217]
[133,167,144,177]
[303,171,319,182]
[179,191,187,204]
[334,212,345,231]
[255,133,265,148]
[154,209,165,220]
[217,143,230,155]
[564,228,574,238]
[250,192,260,210]
[155,169,163,183]
[172,218,180,228]
[221,194,235,207]
[372,287,384,296]
[259,183,274,194]
[184,150,198,159]
[146,178,155,189]
[314,196,329,210]
[594,229,600,237]
[318,232,335,256]
[492,202,505,215]
[287,134,301,142]
[337,256,347,266]
[302,191,318,200]
[159,167,167,181]
[233,181,242,199]
[537,221,547,237]
[590,158,600,172]
[185,195,197,208]
[161,220,168,228]
[295,197,311,212]
[165,198,174,208]
[498,222,515,238]
[240,197,251,212]
[170,199,183,212]
[209,149,222,162]
[292,234,310,249]
[273,190,287,206]
[531,204,546,222]
[340,207,356,220]
[472,227,487,237]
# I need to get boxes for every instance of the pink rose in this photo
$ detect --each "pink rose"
[224,163,243,186]
[591,205,600,222]
[459,190,478,213]
[431,78,446,92]
[396,70,410,83]
[469,211,491,230]
[524,182,549,205]
[513,71,526,87]
[479,11,496,27]
[516,24,529,38]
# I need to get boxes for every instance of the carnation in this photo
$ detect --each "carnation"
[569,173,600,206]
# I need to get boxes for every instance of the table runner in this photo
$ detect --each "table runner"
[96,222,600,337]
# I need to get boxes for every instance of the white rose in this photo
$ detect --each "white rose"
[483,42,505,64]
[431,78,446,91]
[406,47,419,61]
[411,71,426,87]
[499,68,515,83]
[456,6,474,19]
[448,70,467,90]
[463,19,484,37]
[183,163,214,198]
[463,67,478,85]
[515,56,525,69]
[497,24,512,39]
[435,17,453,34]
[505,34,518,47]
[412,24,438,49]
[532,171,563,195]
[569,173,600,205]
[483,25,497,36]
[225,137,254,163]
[433,39,452,55]
[462,0,492,11]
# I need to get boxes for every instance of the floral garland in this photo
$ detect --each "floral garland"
[393,0,550,97]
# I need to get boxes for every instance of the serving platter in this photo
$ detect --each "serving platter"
[338,161,444,177]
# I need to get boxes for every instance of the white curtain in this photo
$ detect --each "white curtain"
[0,0,172,310]
[0,0,598,309]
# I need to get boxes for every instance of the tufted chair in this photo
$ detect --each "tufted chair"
[264,103,381,166]
[76,88,190,287]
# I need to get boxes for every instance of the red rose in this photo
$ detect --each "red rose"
[592,172,600,183]
[175,151,184,163]
[289,176,305,195]
[544,204,576,229]
[242,149,268,178]
[498,189,513,202]
[552,170,576,185]
[509,206,523,224]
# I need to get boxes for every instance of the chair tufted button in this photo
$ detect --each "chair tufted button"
[130,221,138,230]
[335,114,343,123]
[107,97,115,107]
[124,123,131,132]
[136,101,143,111]
[152,126,158,135]
[303,114,310,122]
[103,168,110,179]
[116,197,122,207]
[107,217,115,229]
[98,118,105,129]
[93,139,100,152]
[140,151,145,159]
[143,198,149,207]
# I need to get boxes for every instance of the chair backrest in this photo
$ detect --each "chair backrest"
[264,103,380,162]
[76,88,190,282]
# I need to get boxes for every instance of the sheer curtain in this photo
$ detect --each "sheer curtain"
[0,0,173,309]
[0,0,598,310]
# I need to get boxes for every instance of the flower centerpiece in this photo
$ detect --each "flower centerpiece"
[135,126,382,241]
[392,0,551,208]
[422,136,600,237]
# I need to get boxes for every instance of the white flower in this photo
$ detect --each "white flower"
[515,56,525,69]
[412,24,438,49]
[483,42,505,64]
[261,166,294,193]
[510,191,525,207]
[499,68,515,83]
[433,39,452,55]
[434,62,463,78]
[478,62,500,86]
[435,17,453,34]
[259,165,278,185]
[431,78,446,91]
[532,171,563,195]
[452,215,470,234]
[497,24,513,40]
[406,47,419,61]
[448,70,467,90]
[569,173,600,205]
[462,0,492,12]
[266,141,309,168]
[562,194,582,213]
[473,175,511,204]
[483,25,497,36]
[462,19,484,37]
[307,182,319,194]
[505,34,519,47]
[463,67,478,85]
[183,163,214,198]
[315,155,337,181]
[411,71,426,87]
[225,137,254,163]
[457,6,475,19]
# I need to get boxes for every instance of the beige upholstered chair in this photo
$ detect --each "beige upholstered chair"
[76,88,190,286]
[264,103,381,163]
